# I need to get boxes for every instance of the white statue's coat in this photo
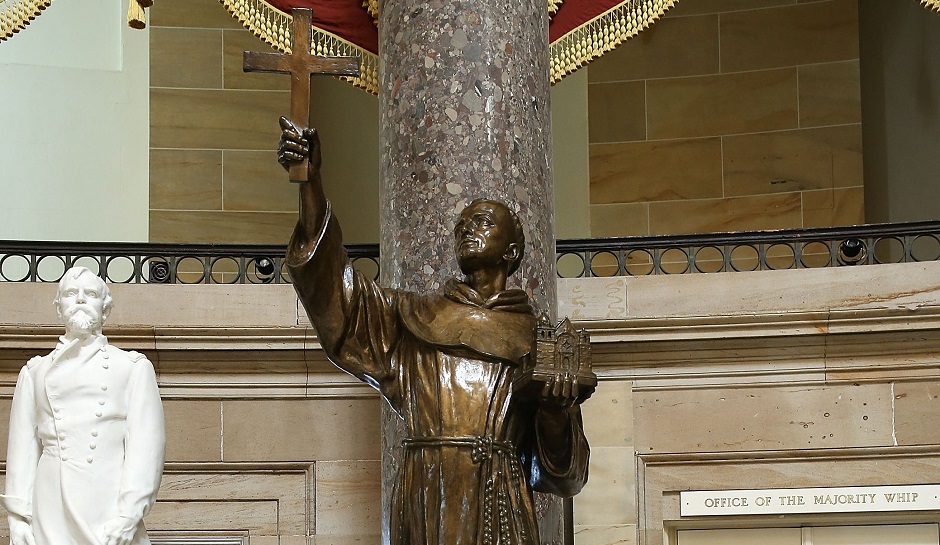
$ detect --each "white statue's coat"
[3,334,165,545]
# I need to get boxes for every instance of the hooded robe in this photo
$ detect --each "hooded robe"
[287,204,589,545]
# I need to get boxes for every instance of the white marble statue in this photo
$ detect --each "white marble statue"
[1,266,165,545]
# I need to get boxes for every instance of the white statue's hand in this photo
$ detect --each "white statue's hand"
[9,517,36,545]
[101,516,137,545]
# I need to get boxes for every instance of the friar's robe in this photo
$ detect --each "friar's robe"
[287,204,589,545]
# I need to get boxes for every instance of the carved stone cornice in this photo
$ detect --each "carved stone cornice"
[0,325,309,352]
[579,304,940,387]
[639,444,940,465]
[3,300,940,393]
[2,262,938,395]
[0,324,376,400]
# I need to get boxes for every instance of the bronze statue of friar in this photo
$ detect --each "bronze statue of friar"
[277,117,590,545]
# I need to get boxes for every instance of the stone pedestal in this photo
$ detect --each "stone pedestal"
[377,0,560,542]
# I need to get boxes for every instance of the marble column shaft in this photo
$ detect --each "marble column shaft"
[378,0,561,543]
[378,0,556,314]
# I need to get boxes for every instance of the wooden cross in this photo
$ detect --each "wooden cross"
[243,8,359,182]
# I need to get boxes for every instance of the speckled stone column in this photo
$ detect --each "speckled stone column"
[377,0,561,543]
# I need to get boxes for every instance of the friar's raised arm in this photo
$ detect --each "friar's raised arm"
[279,119,404,404]
[277,116,329,237]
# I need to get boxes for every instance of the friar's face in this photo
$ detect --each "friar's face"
[56,272,108,338]
[454,200,520,275]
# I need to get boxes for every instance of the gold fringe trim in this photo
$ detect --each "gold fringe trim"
[218,0,378,94]
[363,0,561,24]
[923,0,940,13]
[128,0,147,30]
[364,0,378,25]
[219,0,670,92]
[550,0,676,84]
[361,0,570,75]
[1,0,53,42]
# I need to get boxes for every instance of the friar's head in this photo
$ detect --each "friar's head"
[54,266,113,339]
[454,199,525,278]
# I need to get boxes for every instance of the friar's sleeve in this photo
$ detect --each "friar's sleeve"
[115,357,165,524]
[2,365,41,521]
[286,202,403,404]
[527,405,590,498]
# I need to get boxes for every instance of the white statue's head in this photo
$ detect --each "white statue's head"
[54,266,113,339]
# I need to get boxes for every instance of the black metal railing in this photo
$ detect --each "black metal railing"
[554,220,940,277]
[0,241,379,285]
[1,221,938,284]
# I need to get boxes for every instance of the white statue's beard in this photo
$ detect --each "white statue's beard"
[66,309,100,336]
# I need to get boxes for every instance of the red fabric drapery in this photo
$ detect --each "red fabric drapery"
[221,0,677,92]
[261,0,632,52]
[549,0,625,42]
[265,0,379,54]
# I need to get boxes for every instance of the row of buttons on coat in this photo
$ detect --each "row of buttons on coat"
[57,426,101,464]
[57,347,111,463]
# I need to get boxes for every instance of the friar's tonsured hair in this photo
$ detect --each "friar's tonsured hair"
[466,198,526,276]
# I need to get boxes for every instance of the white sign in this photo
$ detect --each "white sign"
[681,485,940,516]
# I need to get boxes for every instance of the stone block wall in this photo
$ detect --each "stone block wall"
[149,0,296,244]
[588,0,864,236]
[0,283,383,544]
[2,261,940,544]
[559,260,940,545]
[148,0,866,244]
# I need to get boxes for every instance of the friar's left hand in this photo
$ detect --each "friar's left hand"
[101,516,138,545]
[540,371,580,410]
